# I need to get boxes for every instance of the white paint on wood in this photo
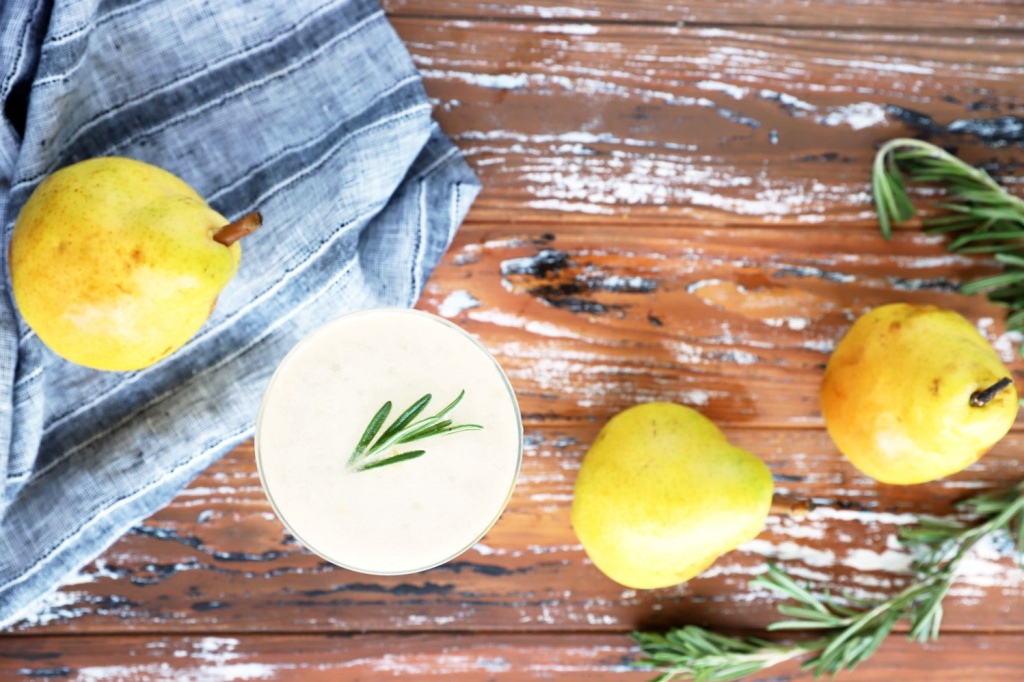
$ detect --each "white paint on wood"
[74,662,281,681]
[534,24,600,35]
[438,290,481,317]
[470,311,587,341]
[507,5,601,19]
[816,102,889,130]
[696,80,749,100]
[814,57,935,76]
[741,539,838,567]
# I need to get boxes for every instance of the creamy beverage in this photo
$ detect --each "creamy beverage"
[256,308,522,574]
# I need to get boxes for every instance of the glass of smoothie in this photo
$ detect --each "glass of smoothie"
[255,307,522,575]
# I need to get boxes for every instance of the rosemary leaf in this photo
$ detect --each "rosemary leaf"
[923,211,983,226]
[947,230,1024,249]
[393,417,452,445]
[960,270,1024,295]
[887,170,917,222]
[948,243,1023,254]
[862,612,899,663]
[774,604,843,624]
[753,564,824,612]
[922,221,987,235]
[907,575,949,642]
[1005,309,1024,328]
[359,449,426,471]
[768,620,842,631]
[438,423,485,436]
[435,389,468,420]
[375,394,433,445]
[996,252,1024,267]
[824,600,868,619]
[349,400,391,465]
[985,287,1024,304]
[1016,510,1024,563]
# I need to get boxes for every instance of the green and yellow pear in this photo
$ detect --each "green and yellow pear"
[9,157,261,371]
[820,302,1018,485]
[571,402,774,590]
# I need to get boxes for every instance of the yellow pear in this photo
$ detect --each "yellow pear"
[570,402,774,590]
[9,157,261,371]
[820,303,1018,485]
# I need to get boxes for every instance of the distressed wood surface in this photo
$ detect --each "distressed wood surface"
[4,632,1023,681]
[384,0,1024,30]
[418,225,1024,428]
[6,4,1024,681]
[7,430,1024,636]
[394,19,1024,226]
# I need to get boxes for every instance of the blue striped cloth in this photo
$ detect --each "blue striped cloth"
[0,0,478,627]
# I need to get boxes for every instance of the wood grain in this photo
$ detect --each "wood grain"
[2,632,1020,681]
[10,428,1024,635]
[384,0,1024,31]
[420,223,1022,428]
[393,19,1024,225]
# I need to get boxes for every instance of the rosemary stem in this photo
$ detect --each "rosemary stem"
[347,390,482,473]
[947,485,1024,566]
[652,644,811,680]
[873,137,1024,239]
[635,482,1024,681]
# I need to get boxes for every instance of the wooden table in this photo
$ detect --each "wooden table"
[4,1,1024,679]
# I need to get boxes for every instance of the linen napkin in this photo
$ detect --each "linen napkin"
[0,0,478,627]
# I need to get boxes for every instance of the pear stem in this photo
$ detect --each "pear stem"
[770,494,813,518]
[969,377,1014,407]
[213,211,263,246]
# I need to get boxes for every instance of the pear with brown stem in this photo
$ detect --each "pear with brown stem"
[9,157,261,371]
[821,303,1018,485]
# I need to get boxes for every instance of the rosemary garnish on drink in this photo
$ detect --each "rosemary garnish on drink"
[633,482,1024,681]
[872,137,1024,332]
[347,390,482,472]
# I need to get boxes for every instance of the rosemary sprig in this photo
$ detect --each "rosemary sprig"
[871,137,1024,332]
[347,390,482,473]
[633,482,1024,681]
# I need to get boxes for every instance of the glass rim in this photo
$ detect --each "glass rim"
[254,306,524,575]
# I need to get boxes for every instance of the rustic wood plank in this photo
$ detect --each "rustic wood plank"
[421,223,1022,428]
[0,633,644,681]
[384,0,1024,31]
[10,426,1024,635]
[392,19,1024,225]
[2,631,1023,680]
